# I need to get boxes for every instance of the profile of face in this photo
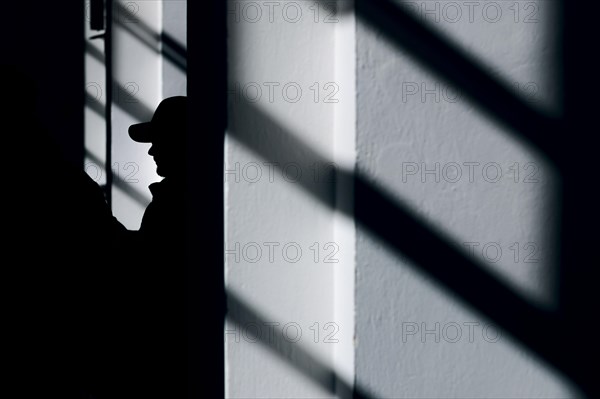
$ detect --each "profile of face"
[148,137,182,178]
[129,97,187,178]
[148,142,165,177]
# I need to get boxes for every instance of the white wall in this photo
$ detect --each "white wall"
[225,1,353,397]
[355,0,579,397]
[333,1,356,397]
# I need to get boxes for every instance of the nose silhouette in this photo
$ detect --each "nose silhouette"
[148,145,156,156]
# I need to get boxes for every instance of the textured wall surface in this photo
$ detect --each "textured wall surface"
[355,1,579,397]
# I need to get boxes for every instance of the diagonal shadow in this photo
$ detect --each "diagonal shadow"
[354,0,564,167]
[85,44,168,124]
[220,0,597,397]
[226,290,375,399]
[85,91,105,118]
[85,44,155,123]
[112,82,155,122]
[228,98,588,396]
[347,1,599,394]
[86,41,105,64]
[113,1,187,72]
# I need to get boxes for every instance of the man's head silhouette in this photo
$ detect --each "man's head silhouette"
[129,96,187,177]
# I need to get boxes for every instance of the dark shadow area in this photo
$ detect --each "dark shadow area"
[554,4,600,396]
[3,63,127,398]
[3,66,188,399]
[3,4,84,168]
[187,2,227,397]
[1,2,186,398]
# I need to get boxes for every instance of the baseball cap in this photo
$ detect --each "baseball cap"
[128,96,187,143]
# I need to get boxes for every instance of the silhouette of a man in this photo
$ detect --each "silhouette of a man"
[123,96,187,398]
[129,96,187,249]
